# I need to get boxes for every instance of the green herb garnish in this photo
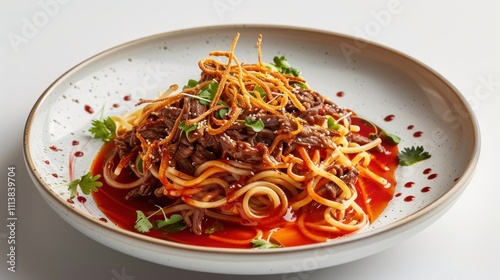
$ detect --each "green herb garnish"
[245,116,265,132]
[134,207,186,234]
[327,116,340,131]
[380,130,401,145]
[67,172,102,199]
[183,79,199,90]
[89,116,116,142]
[397,146,431,166]
[267,56,301,77]
[134,210,153,233]
[198,81,219,105]
[178,120,197,141]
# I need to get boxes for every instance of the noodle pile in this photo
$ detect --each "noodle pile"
[102,33,390,245]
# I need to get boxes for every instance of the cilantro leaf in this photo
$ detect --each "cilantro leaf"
[134,210,153,233]
[245,116,265,132]
[89,116,116,142]
[67,172,102,199]
[397,146,431,166]
[251,238,281,249]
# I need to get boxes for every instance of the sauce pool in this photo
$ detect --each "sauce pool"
[91,116,399,248]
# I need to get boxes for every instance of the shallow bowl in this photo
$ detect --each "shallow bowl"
[23,25,480,275]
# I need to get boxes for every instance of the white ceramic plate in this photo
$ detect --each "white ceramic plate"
[23,25,480,275]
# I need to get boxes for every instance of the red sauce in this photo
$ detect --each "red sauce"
[336,91,344,97]
[413,131,423,138]
[72,140,79,146]
[84,105,94,114]
[74,151,84,157]
[124,95,131,101]
[384,114,395,122]
[404,182,414,188]
[407,125,414,130]
[423,168,432,174]
[421,186,431,193]
[91,116,399,248]
[404,195,415,202]
[427,174,438,180]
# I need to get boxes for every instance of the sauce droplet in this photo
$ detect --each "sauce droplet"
[407,125,414,130]
[427,174,438,180]
[404,195,415,202]
[423,168,432,174]
[49,145,59,152]
[77,196,86,203]
[51,173,58,178]
[74,151,84,157]
[44,160,50,164]
[384,114,395,122]
[421,186,431,193]
[124,95,132,101]
[67,199,74,204]
[99,217,108,223]
[84,105,94,114]
[404,182,415,188]
[336,91,344,97]
[72,140,79,146]
[413,131,423,137]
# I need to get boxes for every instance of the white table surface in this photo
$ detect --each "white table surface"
[1,1,499,279]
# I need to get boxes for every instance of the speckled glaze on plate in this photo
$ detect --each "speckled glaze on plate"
[23,25,480,275]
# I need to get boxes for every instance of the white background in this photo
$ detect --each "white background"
[1,0,499,279]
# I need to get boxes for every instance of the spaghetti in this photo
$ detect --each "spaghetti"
[92,33,398,248]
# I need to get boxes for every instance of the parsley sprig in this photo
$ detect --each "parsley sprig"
[397,146,431,166]
[67,172,102,199]
[89,116,116,142]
